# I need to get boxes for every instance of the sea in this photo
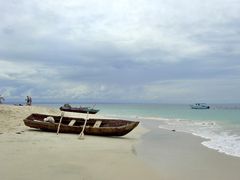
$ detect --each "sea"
[37,103,240,158]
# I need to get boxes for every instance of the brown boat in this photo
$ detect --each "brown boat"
[23,113,139,136]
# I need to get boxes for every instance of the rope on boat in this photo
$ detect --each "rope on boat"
[79,111,89,139]
[57,112,64,135]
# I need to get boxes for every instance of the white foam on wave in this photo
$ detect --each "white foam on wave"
[103,111,240,158]
[156,118,240,158]
[103,113,171,121]
[197,132,240,157]
[104,113,240,157]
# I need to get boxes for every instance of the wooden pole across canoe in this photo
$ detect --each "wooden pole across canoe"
[57,112,64,135]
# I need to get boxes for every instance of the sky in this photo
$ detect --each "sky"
[0,0,240,103]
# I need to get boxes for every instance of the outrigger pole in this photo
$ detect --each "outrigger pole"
[57,112,65,135]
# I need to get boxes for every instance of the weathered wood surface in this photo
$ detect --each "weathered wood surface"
[23,113,139,136]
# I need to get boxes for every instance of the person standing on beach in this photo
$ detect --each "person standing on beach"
[25,96,32,106]
[29,96,32,106]
[25,96,29,105]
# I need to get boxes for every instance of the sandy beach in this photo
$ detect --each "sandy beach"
[1,104,240,180]
[0,105,160,180]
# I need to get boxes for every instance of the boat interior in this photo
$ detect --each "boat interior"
[27,113,134,127]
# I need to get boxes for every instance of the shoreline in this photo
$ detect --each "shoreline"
[157,125,240,158]
[136,120,240,180]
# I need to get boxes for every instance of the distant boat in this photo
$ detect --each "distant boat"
[190,103,210,109]
[60,104,99,114]
[23,113,139,136]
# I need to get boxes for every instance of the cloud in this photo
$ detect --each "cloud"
[0,0,240,103]
[143,78,240,103]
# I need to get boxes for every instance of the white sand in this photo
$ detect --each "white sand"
[0,105,160,180]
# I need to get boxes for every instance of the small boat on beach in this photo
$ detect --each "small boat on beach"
[23,113,139,136]
[190,103,210,109]
[60,104,99,114]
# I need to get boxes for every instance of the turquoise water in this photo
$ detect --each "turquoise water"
[38,103,240,157]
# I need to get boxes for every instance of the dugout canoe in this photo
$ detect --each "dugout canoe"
[23,113,139,136]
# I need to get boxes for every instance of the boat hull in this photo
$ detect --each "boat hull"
[23,113,139,136]
[190,103,210,109]
[191,106,210,109]
[60,107,99,114]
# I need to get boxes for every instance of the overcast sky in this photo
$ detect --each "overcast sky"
[0,0,240,103]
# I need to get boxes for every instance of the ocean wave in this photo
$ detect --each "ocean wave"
[156,118,240,158]
[197,132,240,157]
[102,113,171,121]
[102,112,240,157]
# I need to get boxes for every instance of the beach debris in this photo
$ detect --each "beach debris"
[172,129,176,132]
[16,132,22,134]
[44,116,55,123]
[131,146,137,155]
[14,104,23,106]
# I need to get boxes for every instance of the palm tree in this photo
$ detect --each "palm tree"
[0,95,5,104]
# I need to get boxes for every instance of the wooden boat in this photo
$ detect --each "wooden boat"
[59,104,99,114]
[23,113,139,136]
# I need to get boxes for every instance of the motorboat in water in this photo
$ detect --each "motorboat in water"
[60,104,99,114]
[190,103,210,109]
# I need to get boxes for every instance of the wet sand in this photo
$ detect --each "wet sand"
[136,121,240,180]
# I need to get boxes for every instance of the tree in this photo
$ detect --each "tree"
[0,95,5,104]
